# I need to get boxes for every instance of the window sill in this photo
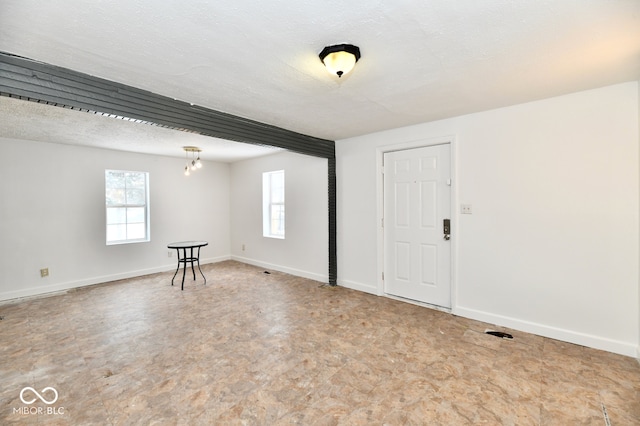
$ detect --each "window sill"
[106,238,150,246]
[263,235,285,240]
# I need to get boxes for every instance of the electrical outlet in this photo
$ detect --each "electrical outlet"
[40,268,49,278]
[461,204,473,214]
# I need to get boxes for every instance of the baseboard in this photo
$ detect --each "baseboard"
[337,278,378,295]
[230,255,328,283]
[0,256,230,303]
[455,306,637,358]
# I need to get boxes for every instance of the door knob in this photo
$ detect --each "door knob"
[443,219,450,240]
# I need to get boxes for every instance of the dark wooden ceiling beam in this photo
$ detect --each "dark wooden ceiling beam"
[0,52,335,158]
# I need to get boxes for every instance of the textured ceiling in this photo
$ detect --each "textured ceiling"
[0,96,284,162]
[0,0,639,160]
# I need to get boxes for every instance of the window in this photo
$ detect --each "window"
[263,170,285,238]
[105,170,149,244]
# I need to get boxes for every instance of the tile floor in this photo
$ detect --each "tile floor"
[1,260,639,425]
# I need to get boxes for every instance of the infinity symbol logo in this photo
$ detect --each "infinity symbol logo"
[19,387,58,405]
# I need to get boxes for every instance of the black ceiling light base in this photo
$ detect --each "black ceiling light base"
[319,44,361,78]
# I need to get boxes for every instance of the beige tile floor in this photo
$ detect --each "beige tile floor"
[1,260,639,425]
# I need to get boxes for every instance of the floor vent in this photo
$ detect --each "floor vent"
[485,330,513,339]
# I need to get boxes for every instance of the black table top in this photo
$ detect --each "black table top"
[167,241,208,249]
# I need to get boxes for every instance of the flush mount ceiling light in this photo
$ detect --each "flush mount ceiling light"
[319,44,361,78]
[183,146,202,176]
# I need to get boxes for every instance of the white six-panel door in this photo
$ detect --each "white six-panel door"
[383,144,451,308]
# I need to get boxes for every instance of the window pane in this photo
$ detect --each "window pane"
[107,224,126,242]
[126,207,145,223]
[271,189,284,203]
[106,171,125,188]
[126,172,145,188]
[270,172,284,203]
[126,188,145,205]
[106,207,126,224]
[127,223,146,240]
[270,205,284,236]
[106,188,126,205]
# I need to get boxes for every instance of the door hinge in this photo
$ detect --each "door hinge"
[381,218,384,228]
[382,271,385,281]
[447,178,452,186]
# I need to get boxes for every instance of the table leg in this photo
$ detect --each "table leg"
[180,248,187,291]
[196,246,206,284]
[190,247,196,280]
[171,248,180,286]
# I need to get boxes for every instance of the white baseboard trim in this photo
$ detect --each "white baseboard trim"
[338,278,378,295]
[0,256,230,303]
[455,306,637,358]
[230,256,328,283]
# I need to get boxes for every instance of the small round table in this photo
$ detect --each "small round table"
[167,241,208,290]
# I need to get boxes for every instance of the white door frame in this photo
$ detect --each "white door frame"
[376,135,458,313]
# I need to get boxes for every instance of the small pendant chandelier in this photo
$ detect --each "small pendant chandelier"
[183,146,202,176]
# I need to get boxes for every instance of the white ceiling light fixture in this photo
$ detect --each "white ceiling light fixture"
[183,146,202,176]
[319,44,361,78]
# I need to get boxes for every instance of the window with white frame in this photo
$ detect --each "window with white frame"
[263,170,285,239]
[105,170,150,244]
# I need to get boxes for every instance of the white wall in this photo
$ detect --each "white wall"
[336,82,640,357]
[230,151,329,282]
[0,138,230,301]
